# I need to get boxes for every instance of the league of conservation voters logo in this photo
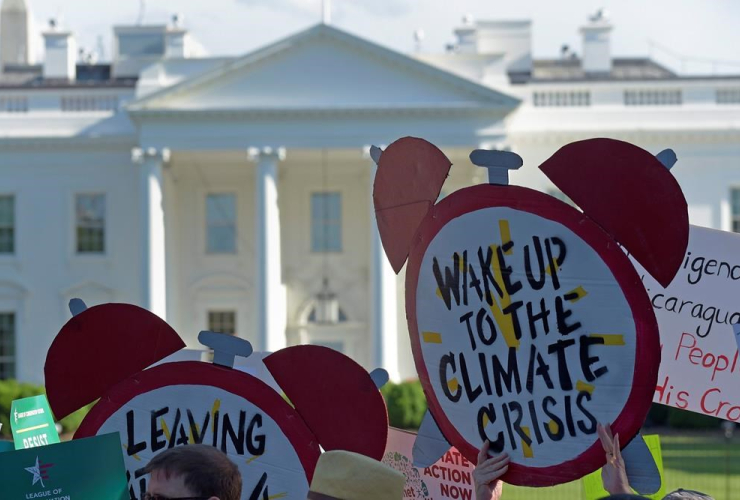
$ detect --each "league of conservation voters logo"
[25,456,54,487]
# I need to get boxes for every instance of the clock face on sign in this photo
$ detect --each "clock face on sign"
[405,184,659,486]
[75,362,320,500]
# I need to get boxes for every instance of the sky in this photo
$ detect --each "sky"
[25,0,740,75]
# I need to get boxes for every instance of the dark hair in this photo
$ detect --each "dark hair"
[143,444,242,500]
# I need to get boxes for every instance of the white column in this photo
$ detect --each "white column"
[133,147,170,320]
[251,147,287,353]
[366,147,400,380]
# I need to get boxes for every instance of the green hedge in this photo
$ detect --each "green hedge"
[381,379,428,430]
[646,402,721,430]
[0,379,92,437]
[381,384,723,432]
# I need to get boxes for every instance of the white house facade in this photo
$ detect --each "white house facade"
[0,2,739,384]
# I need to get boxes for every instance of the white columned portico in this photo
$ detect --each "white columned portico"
[133,146,170,319]
[366,146,400,380]
[250,147,287,352]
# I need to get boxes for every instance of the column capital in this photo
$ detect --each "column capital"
[248,146,286,162]
[132,146,171,164]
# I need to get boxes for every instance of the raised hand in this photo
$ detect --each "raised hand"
[598,422,632,495]
[473,440,508,500]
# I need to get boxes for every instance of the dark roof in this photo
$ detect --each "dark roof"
[0,63,137,89]
[510,57,678,83]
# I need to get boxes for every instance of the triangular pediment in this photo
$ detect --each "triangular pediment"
[129,25,518,112]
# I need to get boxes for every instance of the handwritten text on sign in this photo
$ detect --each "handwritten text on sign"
[416,208,636,466]
[637,225,740,420]
[383,428,497,500]
[96,385,309,500]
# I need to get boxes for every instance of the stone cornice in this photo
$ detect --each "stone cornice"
[0,135,137,151]
[509,128,740,145]
[127,104,514,122]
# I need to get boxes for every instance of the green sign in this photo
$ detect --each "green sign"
[10,395,60,450]
[0,432,128,499]
[582,434,666,500]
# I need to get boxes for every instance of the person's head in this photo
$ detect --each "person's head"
[663,490,714,500]
[143,444,242,500]
[308,450,405,500]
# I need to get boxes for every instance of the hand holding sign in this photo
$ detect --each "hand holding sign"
[473,441,508,500]
[597,423,630,495]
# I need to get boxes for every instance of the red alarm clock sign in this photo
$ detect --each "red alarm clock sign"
[45,303,389,499]
[373,137,689,487]
[75,361,318,498]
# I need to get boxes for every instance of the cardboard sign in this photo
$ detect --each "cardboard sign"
[75,361,320,500]
[636,225,740,419]
[10,395,60,450]
[383,427,500,500]
[405,184,659,486]
[581,434,666,500]
[0,432,128,499]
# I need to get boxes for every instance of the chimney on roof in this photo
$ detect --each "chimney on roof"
[453,17,532,73]
[1,0,34,69]
[165,13,186,58]
[580,8,612,74]
[43,19,76,80]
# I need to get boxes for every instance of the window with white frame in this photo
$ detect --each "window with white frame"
[0,312,15,379]
[311,192,342,252]
[732,188,740,233]
[208,310,237,336]
[533,91,591,107]
[0,195,14,254]
[206,193,237,254]
[717,88,740,105]
[76,194,106,254]
[624,89,682,106]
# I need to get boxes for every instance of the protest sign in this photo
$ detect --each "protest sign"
[374,138,686,486]
[406,185,658,485]
[75,361,319,500]
[383,427,500,500]
[10,394,60,450]
[581,434,665,500]
[46,300,390,500]
[636,225,740,419]
[0,432,128,500]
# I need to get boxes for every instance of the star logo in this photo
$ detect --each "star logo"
[25,456,53,488]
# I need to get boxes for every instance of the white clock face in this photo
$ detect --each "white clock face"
[96,384,309,500]
[414,206,636,467]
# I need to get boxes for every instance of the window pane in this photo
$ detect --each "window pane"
[208,311,236,336]
[118,34,165,57]
[0,312,15,379]
[206,194,236,254]
[76,194,105,253]
[0,196,13,254]
[732,189,740,217]
[311,192,342,252]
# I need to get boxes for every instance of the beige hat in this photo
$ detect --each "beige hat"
[308,450,406,500]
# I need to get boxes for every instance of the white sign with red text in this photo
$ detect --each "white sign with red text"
[383,427,501,500]
[635,225,740,420]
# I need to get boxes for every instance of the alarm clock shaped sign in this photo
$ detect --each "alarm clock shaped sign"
[372,138,689,487]
[44,303,389,499]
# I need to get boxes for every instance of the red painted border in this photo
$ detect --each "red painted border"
[75,361,321,482]
[405,184,660,487]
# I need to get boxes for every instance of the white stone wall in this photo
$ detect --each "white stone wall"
[0,145,141,382]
